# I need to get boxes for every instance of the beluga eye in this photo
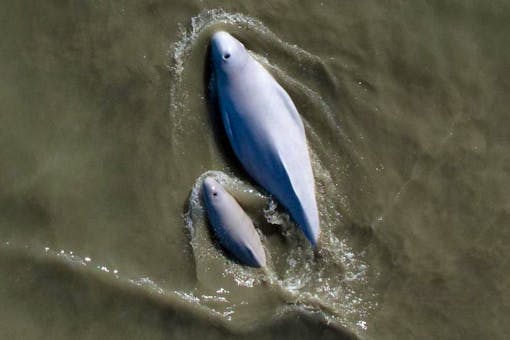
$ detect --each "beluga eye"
[212,192,218,197]
[223,53,231,60]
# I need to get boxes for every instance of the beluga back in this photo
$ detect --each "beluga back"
[210,31,320,247]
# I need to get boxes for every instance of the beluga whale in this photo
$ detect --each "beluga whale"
[210,31,320,247]
[202,177,266,267]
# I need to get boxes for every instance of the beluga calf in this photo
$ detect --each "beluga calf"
[202,177,266,267]
[210,31,320,247]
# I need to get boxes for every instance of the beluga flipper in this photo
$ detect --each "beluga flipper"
[210,31,320,247]
[202,177,266,267]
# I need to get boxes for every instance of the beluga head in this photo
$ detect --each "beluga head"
[210,31,249,77]
[202,177,226,208]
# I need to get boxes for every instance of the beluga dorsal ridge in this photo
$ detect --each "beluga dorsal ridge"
[210,31,320,247]
[202,177,267,268]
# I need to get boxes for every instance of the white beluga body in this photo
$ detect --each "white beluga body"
[210,31,320,247]
[202,177,266,267]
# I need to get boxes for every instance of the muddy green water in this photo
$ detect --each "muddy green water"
[1,1,509,339]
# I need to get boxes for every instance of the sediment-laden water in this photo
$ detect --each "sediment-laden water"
[1,1,509,339]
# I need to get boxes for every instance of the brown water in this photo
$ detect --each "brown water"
[1,1,509,339]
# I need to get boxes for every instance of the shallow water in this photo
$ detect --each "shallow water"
[1,1,509,339]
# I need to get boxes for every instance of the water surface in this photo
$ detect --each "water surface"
[1,1,509,339]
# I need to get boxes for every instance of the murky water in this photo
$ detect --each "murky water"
[1,1,509,339]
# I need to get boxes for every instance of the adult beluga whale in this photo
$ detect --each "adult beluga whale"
[202,177,267,267]
[210,31,320,247]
